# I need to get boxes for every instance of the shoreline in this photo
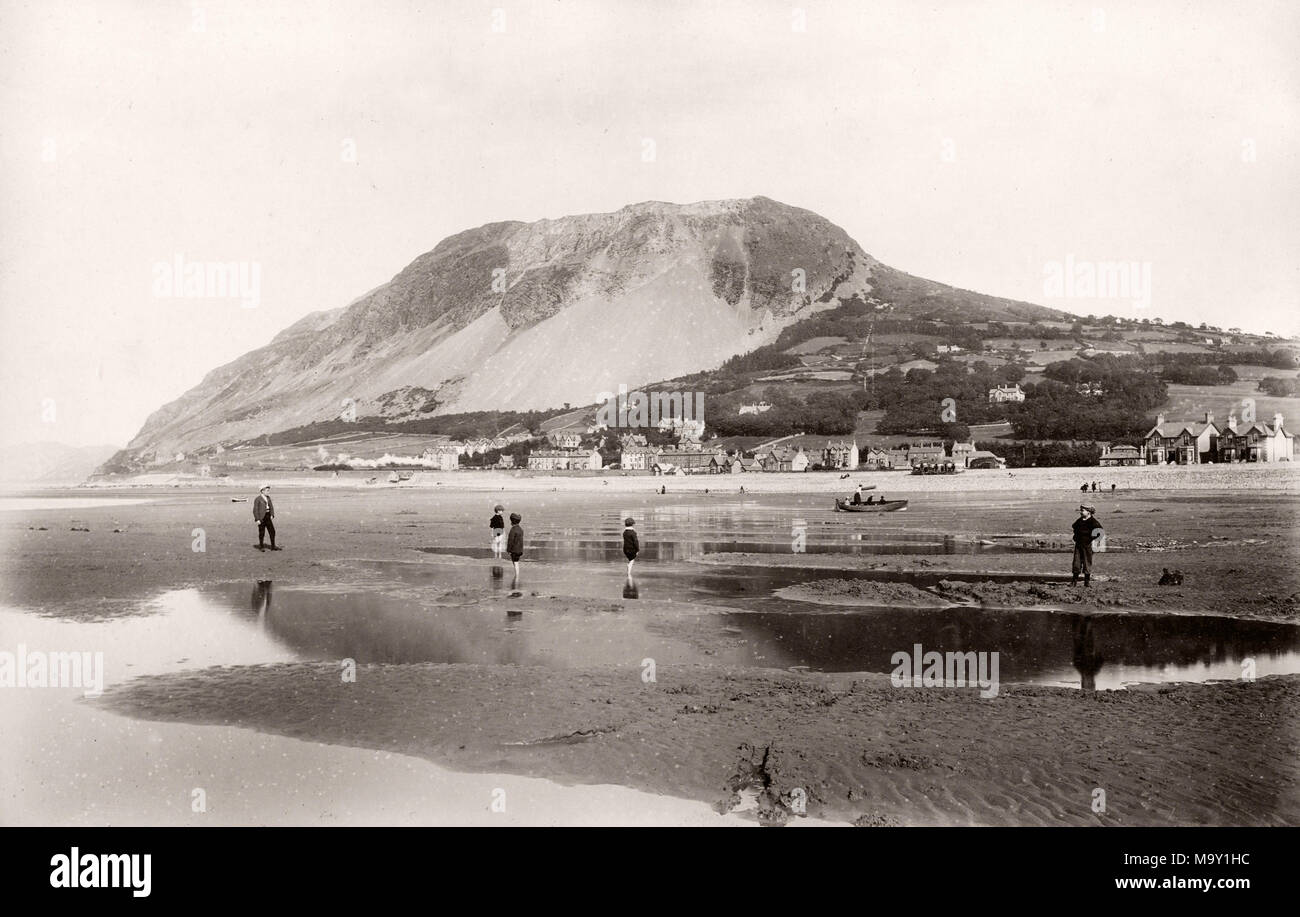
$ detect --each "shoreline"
[60,461,1300,495]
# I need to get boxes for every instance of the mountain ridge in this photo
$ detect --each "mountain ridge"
[111,196,1063,467]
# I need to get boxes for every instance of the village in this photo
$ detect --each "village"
[178,395,1290,480]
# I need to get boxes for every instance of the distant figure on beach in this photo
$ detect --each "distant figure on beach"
[1157,568,1184,586]
[1071,504,1102,586]
[739,485,745,494]
[661,485,666,495]
[1080,482,1088,493]
[1111,483,1116,493]
[622,517,639,575]
[506,513,524,578]
[254,485,280,551]
[489,504,505,558]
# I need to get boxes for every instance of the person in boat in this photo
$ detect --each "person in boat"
[851,484,863,505]
[866,494,875,504]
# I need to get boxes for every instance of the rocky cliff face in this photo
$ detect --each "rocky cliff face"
[120,197,881,460]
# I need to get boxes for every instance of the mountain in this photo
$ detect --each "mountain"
[0,442,120,485]
[110,196,1061,465]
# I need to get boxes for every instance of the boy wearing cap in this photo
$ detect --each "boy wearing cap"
[489,504,505,558]
[1071,504,1102,586]
[254,485,280,551]
[506,513,524,578]
[622,517,640,575]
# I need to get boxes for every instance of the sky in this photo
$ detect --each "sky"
[1,0,1297,448]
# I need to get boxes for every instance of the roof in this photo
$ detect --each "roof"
[1148,421,1217,438]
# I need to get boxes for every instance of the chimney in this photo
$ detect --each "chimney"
[1205,412,1213,425]
[1273,413,1284,431]
[1228,412,1237,428]
[1155,413,1165,428]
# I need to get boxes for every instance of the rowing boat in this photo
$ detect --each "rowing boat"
[834,498,909,512]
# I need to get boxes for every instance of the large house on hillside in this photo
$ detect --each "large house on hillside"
[1144,412,1293,464]
[988,383,1026,404]
[547,431,583,449]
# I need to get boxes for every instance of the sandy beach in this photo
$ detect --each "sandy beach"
[3,464,1299,825]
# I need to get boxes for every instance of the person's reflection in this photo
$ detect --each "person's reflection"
[1072,614,1104,691]
[490,565,505,589]
[623,574,640,600]
[251,580,273,629]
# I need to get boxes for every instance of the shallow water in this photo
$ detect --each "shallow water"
[167,574,1296,691]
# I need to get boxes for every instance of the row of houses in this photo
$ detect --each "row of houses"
[859,441,1005,470]
[619,438,1007,474]
[1097,413,1294,466]
[526,448,603,471]
[1143,412,1292,464]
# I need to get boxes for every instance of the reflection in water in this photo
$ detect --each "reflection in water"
[1072,615,1105,691]
[250,580,273,630]
[206,580,1300,689]
[422,533,1023,563]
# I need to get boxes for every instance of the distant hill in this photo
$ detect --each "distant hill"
[104,196,1066,472]
[0,442,120,485]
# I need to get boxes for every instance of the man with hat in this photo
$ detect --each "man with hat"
[254,485,280,551]
[1071,504,1101,586]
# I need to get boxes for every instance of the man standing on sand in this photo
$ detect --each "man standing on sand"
[254,485,280,551]
[1071,504,1102,586]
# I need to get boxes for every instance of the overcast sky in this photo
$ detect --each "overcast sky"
[1,0,1296,448]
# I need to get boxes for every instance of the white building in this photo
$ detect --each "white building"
[988,383,1026,404]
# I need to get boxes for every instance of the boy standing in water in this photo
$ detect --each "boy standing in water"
[622,517,640,575]
[506,513,524,579]
[489,504,505,558]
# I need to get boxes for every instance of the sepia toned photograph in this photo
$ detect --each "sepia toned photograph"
[1,0,1296,882]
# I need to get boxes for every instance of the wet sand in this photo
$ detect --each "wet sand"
[3,471,1299,825]
[97,661,1300,826]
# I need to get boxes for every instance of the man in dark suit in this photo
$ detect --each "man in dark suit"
[1071,504,1101,586]
[254,485,280,551]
